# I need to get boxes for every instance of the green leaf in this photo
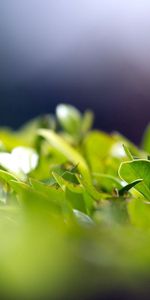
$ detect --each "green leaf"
[141,124,150,153]
[83,131,114,172]
[38,129,87,169]
[62,171,79,185]
[30,178,66,206]
[38,129,101,200]
[119,159,150,199]
[93,172,122,192]
[52,171,83,193]
[122,144,133,161]
[10,180,61,215]
[0,169,18,183]
[0,129,29,150]
[65,188,86,213]
[128,198,150,228]
[81,110,94,134]
[112,132,144,158]
[119,179,143,196]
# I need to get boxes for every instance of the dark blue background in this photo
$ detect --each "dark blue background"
[0,1,150,144]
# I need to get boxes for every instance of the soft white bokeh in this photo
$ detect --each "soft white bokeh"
[0,147,39,176]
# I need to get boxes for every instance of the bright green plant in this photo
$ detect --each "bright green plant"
[0,104,149,299]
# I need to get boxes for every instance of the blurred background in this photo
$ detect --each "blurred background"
[0,0,150,144]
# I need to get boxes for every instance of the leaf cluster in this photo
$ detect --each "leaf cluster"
[0,104,149,299]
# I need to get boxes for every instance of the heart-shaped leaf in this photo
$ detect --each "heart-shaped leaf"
[119,159,150,199]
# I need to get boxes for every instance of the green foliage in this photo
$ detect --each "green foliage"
[119,159,150,198]
[0,103,149,299]
[141,123,150,153]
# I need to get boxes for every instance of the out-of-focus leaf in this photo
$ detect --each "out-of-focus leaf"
[56,104,81,135]
[83,131,114,172]
[112,132,146,159]
[38,129,101,200]
[0,129,28,150]
[122,144,133,160]
[94,199,128,226]
[10,180,61,215]
[0,169,18,183]
[30,178,66,206]
[81,110,94,134]
[141,124,150,153]
[128,198,150,228]
[65,188,86,213]
[93,172,122,192]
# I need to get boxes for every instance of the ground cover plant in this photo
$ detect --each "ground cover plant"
[0,104,149,299]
